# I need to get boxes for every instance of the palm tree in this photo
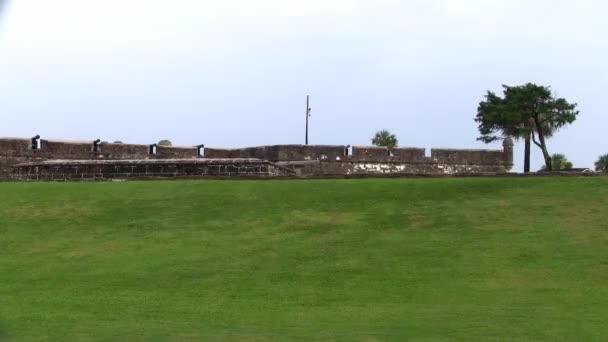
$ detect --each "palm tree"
[371,130,398,148]
[595,154,608,172]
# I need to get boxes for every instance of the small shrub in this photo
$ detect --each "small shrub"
[541,153,572,171]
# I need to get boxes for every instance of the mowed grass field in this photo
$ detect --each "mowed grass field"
[1,178,607,341]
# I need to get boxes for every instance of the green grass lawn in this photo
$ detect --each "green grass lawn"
[1,178,607,341]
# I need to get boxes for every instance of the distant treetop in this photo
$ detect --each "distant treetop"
[372,130,398,149]
[595,154,608,172]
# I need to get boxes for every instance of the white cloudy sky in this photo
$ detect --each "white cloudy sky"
[0,0,606,171]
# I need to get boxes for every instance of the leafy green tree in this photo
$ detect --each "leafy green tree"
[595,154,608,172]
[158,140,172,147]
[540,154,572,171]
[476,83,578,171]
[372,130,398,148]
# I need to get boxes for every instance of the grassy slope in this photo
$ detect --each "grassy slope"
[0,178,607,341]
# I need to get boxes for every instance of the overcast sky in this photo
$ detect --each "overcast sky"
[0,0,606,171]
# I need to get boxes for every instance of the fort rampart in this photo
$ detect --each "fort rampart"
[0,137,514,180]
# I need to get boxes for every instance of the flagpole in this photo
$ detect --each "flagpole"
[305,95,309,145]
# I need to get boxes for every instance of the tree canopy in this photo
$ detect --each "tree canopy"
[476,83,578,171]
[158,140,173,147]
[595,154,608,172]
[372,130,398,149]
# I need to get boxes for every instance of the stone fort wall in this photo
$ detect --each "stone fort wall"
[11,159,291,181]
[0,136,514,180]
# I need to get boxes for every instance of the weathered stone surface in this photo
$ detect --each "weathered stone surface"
[352,146,390,162]
[11,159,291,181]
[318,160,509,176]
[205,145,346,161]
[392,148,426,162]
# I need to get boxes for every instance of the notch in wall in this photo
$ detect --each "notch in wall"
[31,135,41,150]
[149,144,158,155]
[93,139,101,153]
[388,150,394,158]
[197,144,205,158]
[344,145,353,156]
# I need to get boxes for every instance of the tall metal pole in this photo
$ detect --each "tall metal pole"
[305,95,309,145]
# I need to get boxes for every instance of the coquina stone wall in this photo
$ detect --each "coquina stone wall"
[0,136,514,180]
[12,159,290,181]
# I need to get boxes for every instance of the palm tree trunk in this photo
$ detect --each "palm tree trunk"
[538,136,552,171]
[532,117,552,171]
[524,133,531,173]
